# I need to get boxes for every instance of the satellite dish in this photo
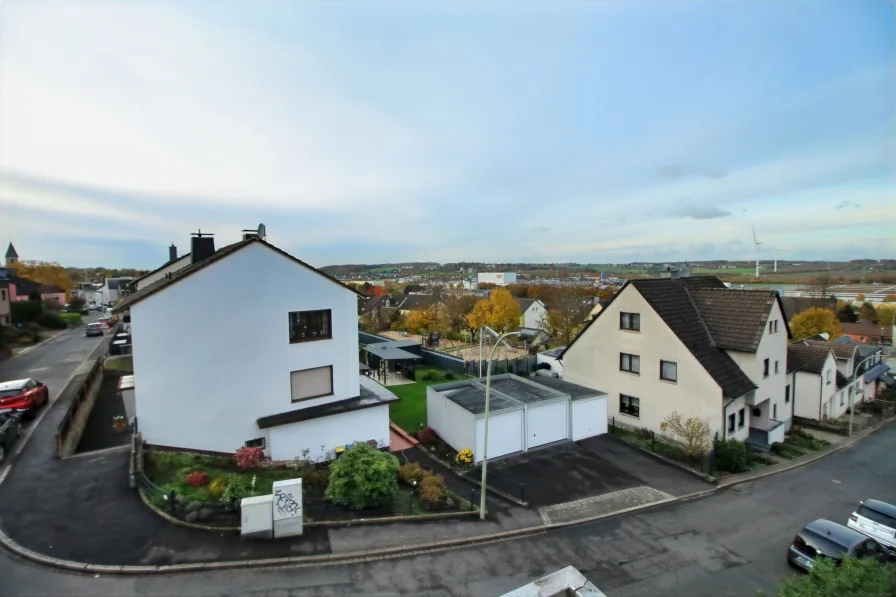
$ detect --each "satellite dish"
[257,223,266,240]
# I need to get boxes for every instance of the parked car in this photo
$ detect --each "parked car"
[788,519,892,571]
[848,500,896,554]
[0,378,49,416]
[0,411,22,462]
[85,322,104,337]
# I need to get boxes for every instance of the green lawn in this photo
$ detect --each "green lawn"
[388,366,467,434]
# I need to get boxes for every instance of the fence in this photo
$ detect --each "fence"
[610,416,714,475]
[421,348,466,375]
[462,355,539,378]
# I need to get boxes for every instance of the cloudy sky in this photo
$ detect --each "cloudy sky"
[0,1,893,269]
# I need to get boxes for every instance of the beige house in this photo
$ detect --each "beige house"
[562,276,791,449]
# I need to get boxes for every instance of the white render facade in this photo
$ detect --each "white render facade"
[562,277,791,449]
[134,254,191,290]
[123,238,392,461]
[792,351,838,421]
[519,299,547,330]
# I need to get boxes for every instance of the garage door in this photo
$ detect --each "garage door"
[526,401,569,449]
[572,397,608,441]
[474,410,523,463]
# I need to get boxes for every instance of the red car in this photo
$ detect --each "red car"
[0,378,49,415]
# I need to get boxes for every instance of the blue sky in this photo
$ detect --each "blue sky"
[0,0,893,269]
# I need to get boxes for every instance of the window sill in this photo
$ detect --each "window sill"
[659,378,677,384]
[620,370,641,376]
[620,329,641,333]
[617,411,640,420]
[289,336,333,344]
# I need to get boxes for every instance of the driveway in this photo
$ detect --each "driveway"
[467,435,712,507]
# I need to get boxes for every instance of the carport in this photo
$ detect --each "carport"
[360,339,422,386]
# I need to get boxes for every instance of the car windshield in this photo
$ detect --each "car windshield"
[87,323,101,329]
[858,505,896,528]
[0,389,23,399]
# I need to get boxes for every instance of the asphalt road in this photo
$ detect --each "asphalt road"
[0,329,893,596]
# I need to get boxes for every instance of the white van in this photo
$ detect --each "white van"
[848,499,896,553]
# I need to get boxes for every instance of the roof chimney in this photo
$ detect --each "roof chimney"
[190,230,216,264]
[169,244,178,262]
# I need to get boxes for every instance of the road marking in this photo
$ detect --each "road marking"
[28,367,50,373]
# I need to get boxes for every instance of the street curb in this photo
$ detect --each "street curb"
[605,434,718,484]
[3,324,81,363]
[717,416,895,488]
[0,414,891,575]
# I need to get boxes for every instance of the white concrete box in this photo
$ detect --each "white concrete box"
[272,478,303,538]
[241,494,273,540]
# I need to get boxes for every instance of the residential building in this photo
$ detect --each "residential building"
[0,280,10,325]
[5,242,18,267]
[134,244,192,291]
[840,321,892,346]
[95,277,136,305]
[779,296,836,322]
[562,276,791,449]
[514,297,547,330]
[477,272,517,286]
[397,294,441,315]
[113,231,397,461]
[787,341,838,421]
[1,273,66,303]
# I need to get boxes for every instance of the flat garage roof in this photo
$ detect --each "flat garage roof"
[438,385,520,415]
[488,377,565,404]
[528,376,607,401]
[363,342,422,361]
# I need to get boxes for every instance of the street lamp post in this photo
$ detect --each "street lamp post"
[848,353,882,437]
[479,330,521,521]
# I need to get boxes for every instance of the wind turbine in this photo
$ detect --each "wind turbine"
[751,225,762,278]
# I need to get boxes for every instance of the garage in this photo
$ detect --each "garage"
[528,376,609,441]
[426,374,607,464]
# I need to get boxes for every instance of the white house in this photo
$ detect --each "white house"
[96,277,136,305]
[114,233,396,461]
[478,272,517,286]
[515,297,547,330]
[561,277,791,449]
[788,341,838,421]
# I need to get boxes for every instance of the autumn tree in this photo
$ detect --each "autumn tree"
[659,412,711,457]
[858,302,877,322]
[883,294,896,302]
[9,260,74,296]
[875,303,896,326]
[423,280,446,300]
[790,307,842,340]
[836,301,858,323]
[466,288,521,336]
[405,304,447,336]
[855,292,865,301]
[596,287,617,302]
[388,310,407,331]
[369,285,386,297]
[444,295,479,340]
[546,287,592,346]
[68,295,86,311]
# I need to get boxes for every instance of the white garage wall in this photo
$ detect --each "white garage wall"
[571,397,607,440]
[268,405,390,462]
[426,387,476,455]
[475,410,523,463]
[526,400,569,449]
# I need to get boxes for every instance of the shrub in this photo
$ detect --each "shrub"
[659,412,711,457]
[208,477,229,499]
[455,448,473,466]
[186,471,209,487]
[35,312,66,329]
[398,462,426,485]
[421,370,437,381]
[635,427,653,440]
[221,474,249,504]
[233,446,264,470]
[11,300,42,324]
[325,443,399,509]
[58,312,82,326]
[444,371,456,380]
[715,439,748,473]
[42,298,63,312]
[789,426,813,439]
[302,467,331,489]
[69,296,86,311]
[419,474,446,506]
[417,426,437,445]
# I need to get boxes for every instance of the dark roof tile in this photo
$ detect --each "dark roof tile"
[787,341,834,374]
[688,288,777,351]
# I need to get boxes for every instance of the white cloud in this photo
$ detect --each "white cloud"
[0,3,475,209]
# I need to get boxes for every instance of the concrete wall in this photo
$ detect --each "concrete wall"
[268,404,389,461]
[131,241,363,455]
[563,284,727,438]
[426,386,477,458]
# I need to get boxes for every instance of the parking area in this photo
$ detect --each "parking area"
[469,434,712,507]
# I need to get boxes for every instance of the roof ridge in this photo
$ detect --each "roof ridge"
[683,286,717,348]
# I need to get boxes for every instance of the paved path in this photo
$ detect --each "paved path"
[2,424,893,596]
